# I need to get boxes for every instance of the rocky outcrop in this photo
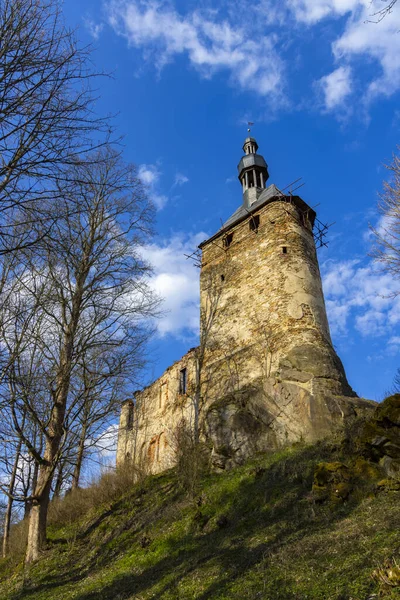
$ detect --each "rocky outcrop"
[205,377,376,470]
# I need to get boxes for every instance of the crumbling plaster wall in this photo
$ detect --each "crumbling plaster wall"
[116,349,197,474]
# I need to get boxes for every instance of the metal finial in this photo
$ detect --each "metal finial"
[247,121,254,133]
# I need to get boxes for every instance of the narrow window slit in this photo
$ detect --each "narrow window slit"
[224,233,233,248]
[179,368,187,394]
[249,215,260,232]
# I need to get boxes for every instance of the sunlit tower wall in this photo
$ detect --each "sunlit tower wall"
[199,138,371,466]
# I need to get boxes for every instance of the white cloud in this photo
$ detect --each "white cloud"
[388,335,400,355]
[138,163,168,210]
[93,424,118,466]
[322,258,400,340]
[289,0,400,107]
[318,66,353,110]
[138,164,159,186]
[84,18,104,40]
[106,0,285,99]
[141,232,207,338]
[333,2,400,102]
[103,0,400,115]
[287,0,357,24]
[174,173,189,187]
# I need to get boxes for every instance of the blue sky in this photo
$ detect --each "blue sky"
[63,0,400,401]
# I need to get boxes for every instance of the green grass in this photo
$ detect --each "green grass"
[0,440,399,600]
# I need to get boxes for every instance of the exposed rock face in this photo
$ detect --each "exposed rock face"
[205,378,375,470]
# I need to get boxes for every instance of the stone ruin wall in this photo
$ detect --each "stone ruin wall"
[116,349,197,474]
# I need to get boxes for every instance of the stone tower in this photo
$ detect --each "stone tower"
[199,137,372,468]
[116,137,374,473]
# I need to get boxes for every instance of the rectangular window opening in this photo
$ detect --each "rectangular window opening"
[127,404,134,430]
[224,233,233,248]
[179,368,187,395]
[282,246,288,254]
[249,215,260,232]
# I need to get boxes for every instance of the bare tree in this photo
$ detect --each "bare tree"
[0,0,110,254]
[366,0,398,23]
[0,147,159,563]
[190,266,227,443]
[1,409,25,558]
[370,147,400,295]
[58,346,130,492]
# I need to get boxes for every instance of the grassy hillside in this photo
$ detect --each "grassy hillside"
[0,439,399,600]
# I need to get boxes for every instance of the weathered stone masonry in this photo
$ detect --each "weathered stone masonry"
[117,137,375,473]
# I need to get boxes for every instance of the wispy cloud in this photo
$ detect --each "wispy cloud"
[174,173,189,187]
[317,66,353,111]
[322,258,400,339]
[138,163,168,210]
[84,17,104,40]
[106,0,285,100]
[104,0,400,117]
[289,0,400,109]
[141,232,207,339]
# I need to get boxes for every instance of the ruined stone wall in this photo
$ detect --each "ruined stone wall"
[116,349,197,474]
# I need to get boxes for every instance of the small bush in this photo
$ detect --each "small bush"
[171,419,210,497]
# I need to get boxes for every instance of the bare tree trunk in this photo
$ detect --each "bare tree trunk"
[24,458,39,519]
[25,431,42,518]
[71,422,87,490]
[25,475,52,563]
[53,460,66,498]
[2,437,22,558]
[25,331,76,563]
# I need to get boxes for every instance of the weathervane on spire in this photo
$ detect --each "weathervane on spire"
[247,121,254,133]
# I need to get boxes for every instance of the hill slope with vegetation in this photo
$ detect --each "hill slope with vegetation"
[1,399,400,600]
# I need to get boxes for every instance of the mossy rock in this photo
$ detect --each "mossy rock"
[374,394,400,426]
[377,479,400,492]
[360,395,400,467]
[353,457,382,480]
[314,462,351,486]
[330,482,352,504]
[380,456,400,480]
[312,462,352,504]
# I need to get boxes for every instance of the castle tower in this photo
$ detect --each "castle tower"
[199,137,366,466]
[116,136,375,474]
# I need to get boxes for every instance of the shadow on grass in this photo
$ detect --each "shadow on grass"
[8,442,387,600]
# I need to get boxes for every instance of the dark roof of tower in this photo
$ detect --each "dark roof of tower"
[223,183,281,229]
[198,184,316,249]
